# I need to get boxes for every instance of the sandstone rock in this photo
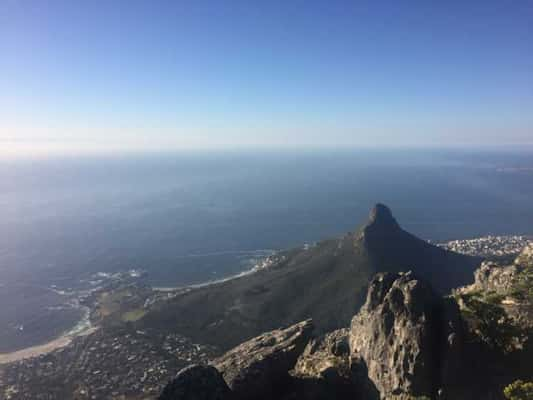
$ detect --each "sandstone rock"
[158,364,232,400]
[349,272,464,399]
[213,319,314,400]
[457,243,532,297]
[466,261,521,295]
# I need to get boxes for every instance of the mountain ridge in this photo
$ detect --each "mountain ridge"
[138,204,481,350]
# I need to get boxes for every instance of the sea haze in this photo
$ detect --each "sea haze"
[0,148,532,352]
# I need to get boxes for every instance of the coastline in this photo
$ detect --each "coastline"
[0,269,246,364]
[0,256,273,363]
[152,256,276,293]
[2,236,529,366]
[0,326,98,365]
[0,305,96,365]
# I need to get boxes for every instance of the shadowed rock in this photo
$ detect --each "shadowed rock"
[291,328,379,400]
[212,319,314,400]
[367,203,400,230]
[158,365,232,400]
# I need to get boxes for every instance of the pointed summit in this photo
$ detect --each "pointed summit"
[360,204,400,239]
[367,203,399,227]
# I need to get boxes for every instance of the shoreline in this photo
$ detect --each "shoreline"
[152,257,275,293]
[2,237,529,365]
[0,305,96,365]
[0,267,253,365]
[0,326,98,365]
[0,268,253,364]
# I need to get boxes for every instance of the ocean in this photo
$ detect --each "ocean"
[1,148,532,352]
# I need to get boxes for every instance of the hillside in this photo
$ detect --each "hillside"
[139,204,481,349]
[159,245,533,400]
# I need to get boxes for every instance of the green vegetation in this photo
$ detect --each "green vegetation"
[510,265,533,303]
[457,291,525,352]
[122,308,147,322]
[504,380,533,400]
[98,290,132,317]
[96,286,151,325]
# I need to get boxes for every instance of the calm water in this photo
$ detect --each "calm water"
[1,148,533,352]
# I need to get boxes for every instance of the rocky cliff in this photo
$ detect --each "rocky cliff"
[349,272,464,399]
[161,270,516,400]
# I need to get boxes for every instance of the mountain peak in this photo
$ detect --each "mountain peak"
[366,203,399,229]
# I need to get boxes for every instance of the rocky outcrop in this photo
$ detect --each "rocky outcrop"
[458,243,532,296]
[293,328,351,380]
[159,272,469,400]
[456,243,533,326]
[515,243,533,268]
[349,272,464,399]
[212,320,314,400]
[461,261,521,295]
[291,329,380,399]
[158,365,232,400]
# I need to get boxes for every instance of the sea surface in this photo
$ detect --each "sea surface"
[1,148,533,352]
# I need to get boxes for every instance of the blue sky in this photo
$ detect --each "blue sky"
[1,0,532,155]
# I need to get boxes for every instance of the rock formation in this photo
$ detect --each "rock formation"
[292,328,351,381]
[515,243,533,268]
[158,365,232,400]
[159,272,472,400]
[349,272,464,399]
[460,260,521,295]
[291,328,379,399]
[457,243,533,327]
[212,319,313,400]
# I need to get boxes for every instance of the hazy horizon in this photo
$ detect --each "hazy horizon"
[2,142,533,161]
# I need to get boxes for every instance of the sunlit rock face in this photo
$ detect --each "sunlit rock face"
[349,272,464,400]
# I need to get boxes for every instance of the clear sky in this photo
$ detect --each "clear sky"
[1,0,532,156]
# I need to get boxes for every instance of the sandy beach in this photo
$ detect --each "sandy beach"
[0,327,98,365]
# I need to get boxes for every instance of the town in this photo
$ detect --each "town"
[0,328,217,400]
[439,235,531,259]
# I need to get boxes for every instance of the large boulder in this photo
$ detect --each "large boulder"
[158,364,233,400]
[212,319,314,400]
[349,272,464,399]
